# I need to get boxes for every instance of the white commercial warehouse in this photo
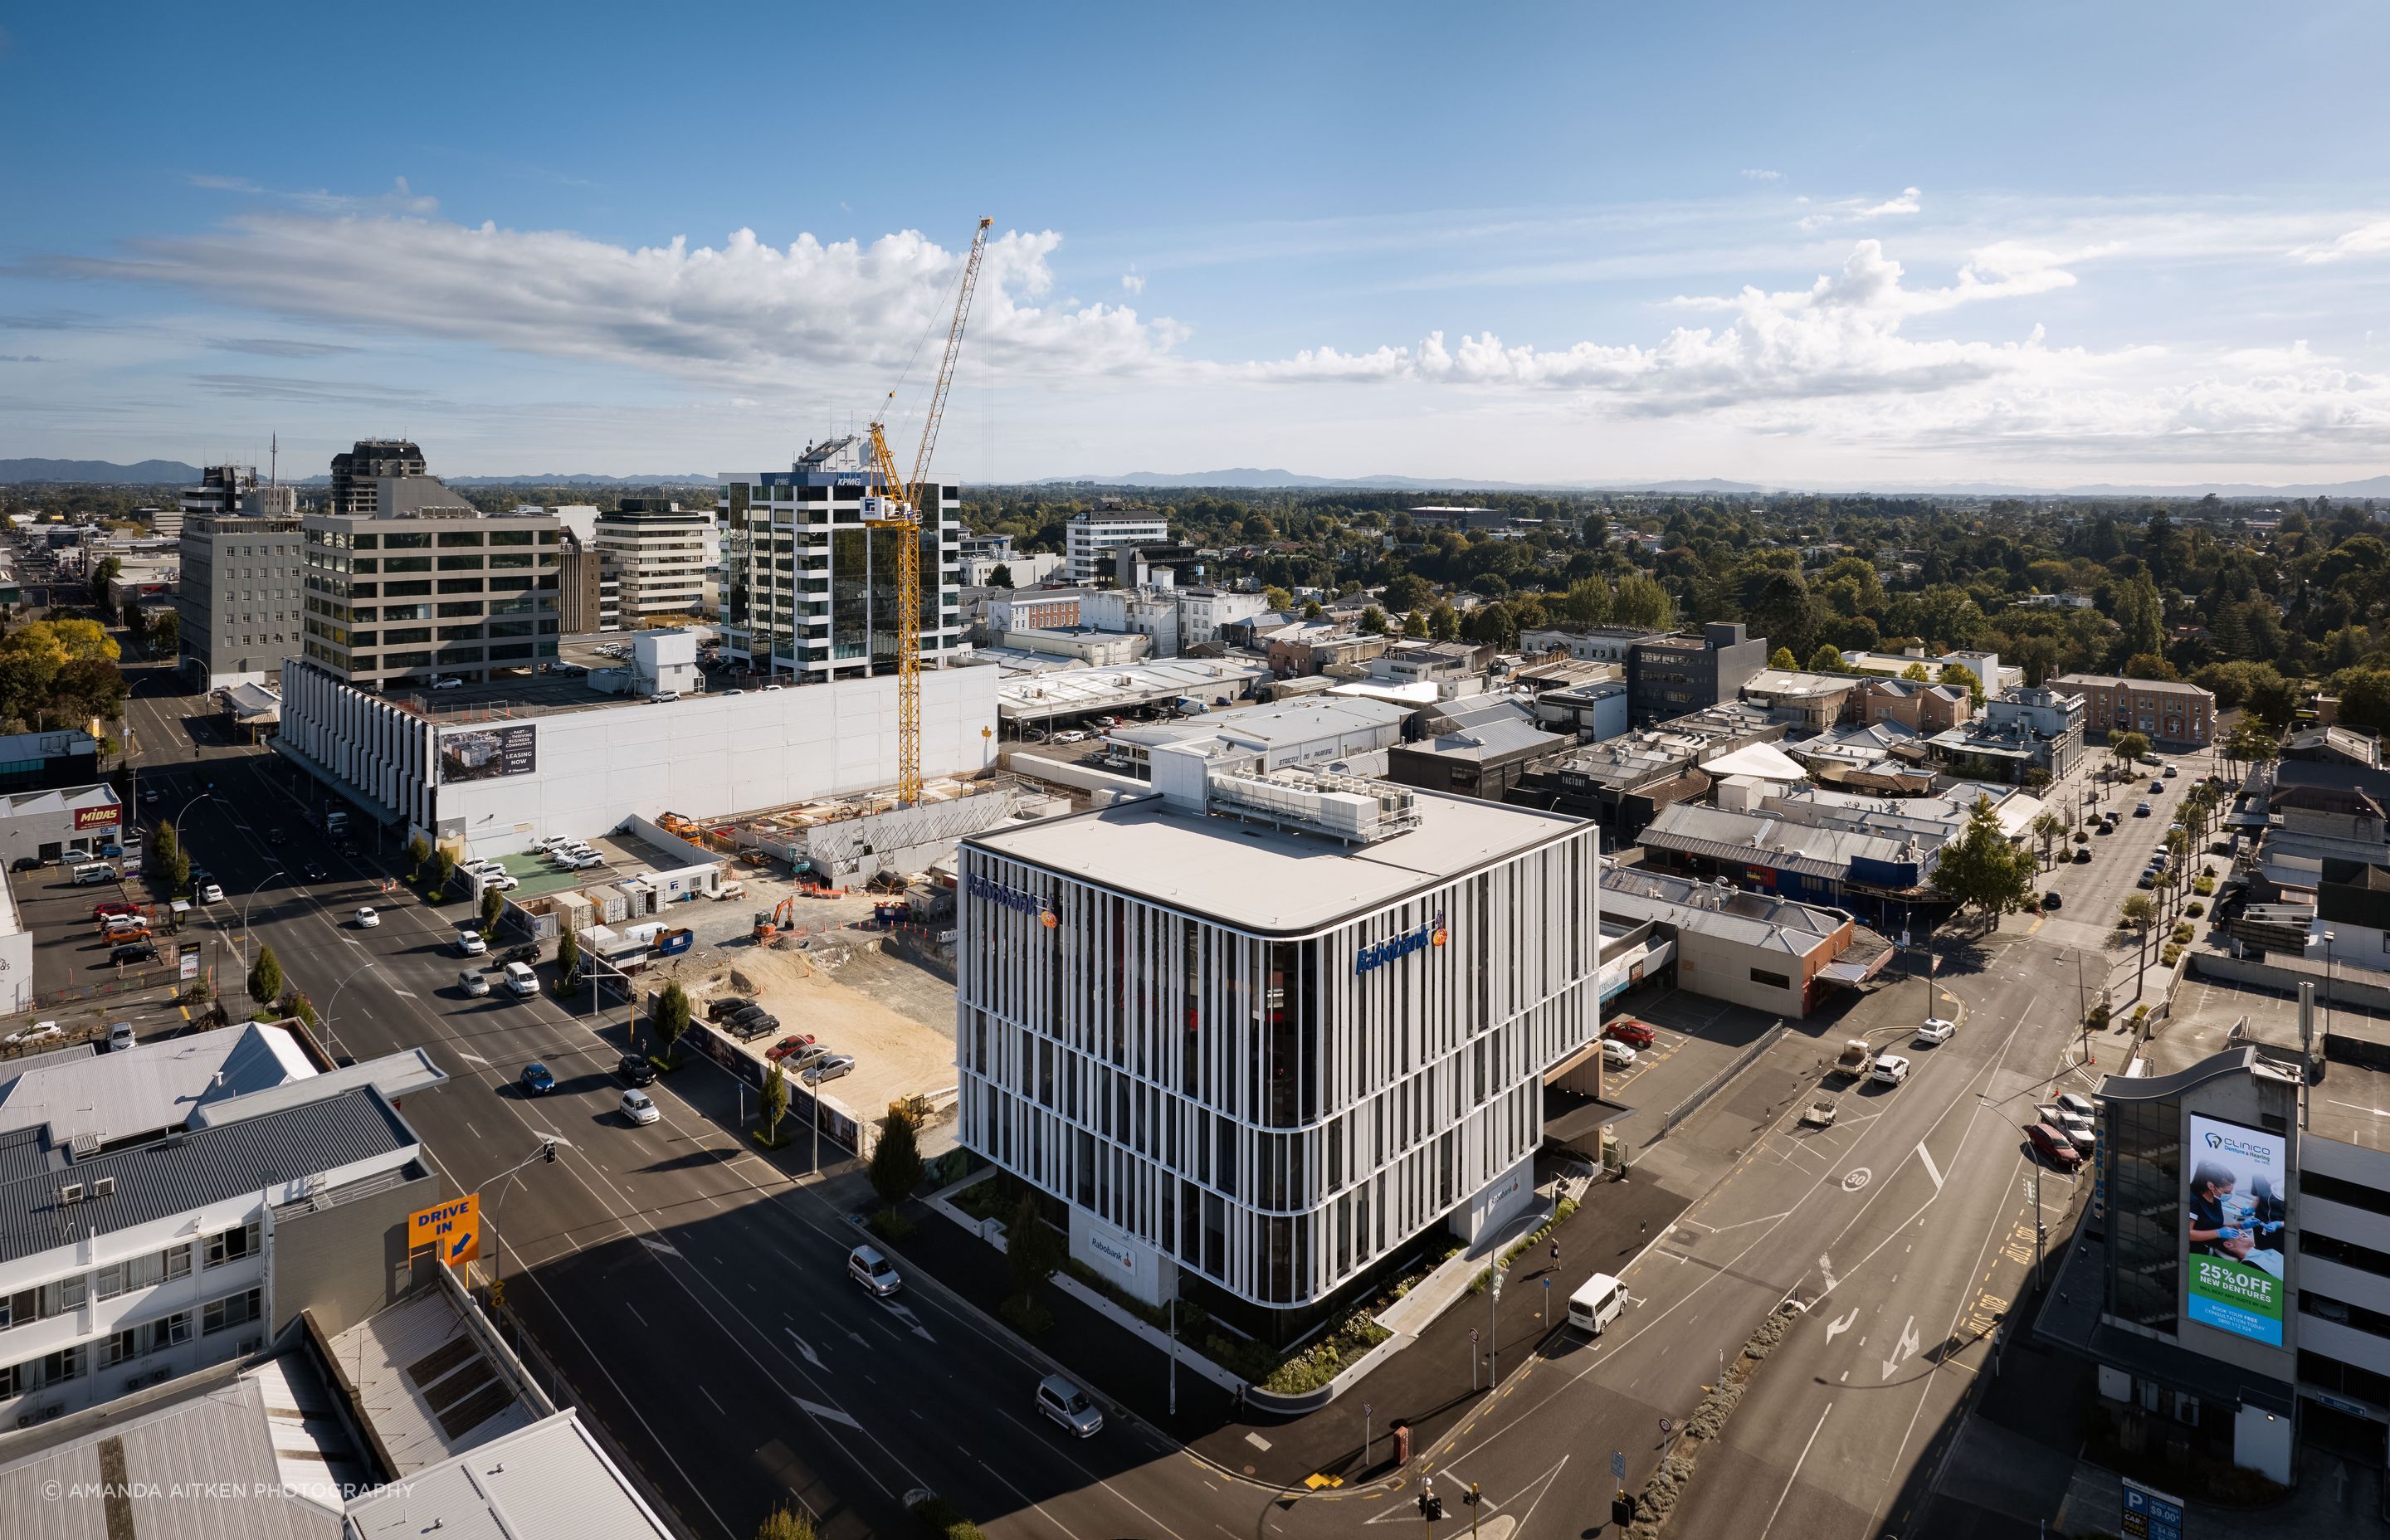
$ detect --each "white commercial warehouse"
[276,660,1001,855]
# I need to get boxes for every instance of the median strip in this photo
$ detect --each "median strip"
[1627,1298,1800,1538]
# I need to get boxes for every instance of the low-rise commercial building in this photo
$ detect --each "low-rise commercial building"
[1267,623,1389,680]
[1518,626,1659,665]
[594,499,715,626]
[1386,719,1568,802]
[957,758,1598,1337]
[2052,673,2217,748]
[1846,676,1976,734]
[1739,667,1858,733]
[1624,623,1769,724]
[300,500,564,691]
[1599,862,1888,1016]
[1929,684,2086,782]
[1065,502,1170,582]
[0,784,123,868]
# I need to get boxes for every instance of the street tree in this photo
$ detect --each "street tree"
[1358,605,1388,636]
[762,1061,788,1143]
[248,944,285,1011]
[1402,608,1430,639]
[1006,1190,1061,1316]
[479,885,505,934]
[555,926,582,988]
[406,835,432,881]
[2119,894,2157,933]
[430,849,455,897]
[656,980,690,1056]
[869,1107,924,1216]
[1934,796,2041,922]
[1768,646,1798,671]
[754,1506,819,1540]
[2110,731,2150,779]
[984,563,1014,590]
[2032,811,2064,868]
[1807,643,1846,672]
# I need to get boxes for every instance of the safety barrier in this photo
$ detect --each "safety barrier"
[1654,1019,1792,1142]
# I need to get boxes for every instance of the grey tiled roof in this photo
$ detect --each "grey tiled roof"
[0,1088,415,1266]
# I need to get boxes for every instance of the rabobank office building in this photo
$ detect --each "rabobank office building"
[954,745,1600,1339]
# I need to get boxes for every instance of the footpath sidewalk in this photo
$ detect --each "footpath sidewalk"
[885,1165,1690,1489]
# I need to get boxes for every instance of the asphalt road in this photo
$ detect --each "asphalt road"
[112,663,2189,1540]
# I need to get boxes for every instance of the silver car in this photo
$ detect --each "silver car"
[1035,1374,1102,1438]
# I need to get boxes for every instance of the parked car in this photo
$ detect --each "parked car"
[430,675,465,690]
[2163,763,2179,778]
[10,855,40,872]
[620,1089,660,1126]
[848,1244,903,1297]
[267,827,287,846]
[618,1053,656,1086]
[2042,891,2063,910]
[1603,1019,1656,1050]
[1599,1038,1638,1070]
[2036,1104,2097,1153]
[198,883,225,904]
[2026,1122,2084,1169]
[707,997,754,1022]
[2149,779,2166,794]
[2134,801,2153,816]
[459,969,490,997]
[2137,870,2157,889]
[482,873,519,892]
[457,930,488,956]
[1915,1017,1957,1045]
[108,941,158,965]
[764,1034,820,1062]
[520,1062,556,1094]
[807,1054,856,1083]
[354,906,380,927]
[2074,846,2092,863]
[1871,1054,1911,1086]
[2056,1091,2097,1122]
[107,1021,136,1052]
[1053,729,1089,743]
[1035,1375,1103,1438]
[1799,1095,1839,1128]
[91,900,138,922]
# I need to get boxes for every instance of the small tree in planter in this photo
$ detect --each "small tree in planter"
[247,943,285,1012]
[406,835,432,883]
[760,1060,789,1146]
[556,926,582,990]
[479,885,505,935]
[655,981,690,1064]
[1003,1190,1061,1333]
[428,850,455,902]
[868,1107,924,1235]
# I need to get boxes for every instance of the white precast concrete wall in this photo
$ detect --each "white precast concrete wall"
[437,665,1000,853]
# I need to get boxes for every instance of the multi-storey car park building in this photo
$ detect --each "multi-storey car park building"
[716,436,963,685]
[955,747,1600,1338]
[300,504,564,690]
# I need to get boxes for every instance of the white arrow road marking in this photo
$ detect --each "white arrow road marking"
[1817,1253,1838,1292]
[1880,1315,1920,1380]
[638,1236,679,1256]
[1916,1143,1944,1192]
[453,1050,489,1065]
[847,1329,870,1349]
[794,1396,860,1429]
[784,1328,821,1369]
[886,1302,936,1343]
[1825,1308,1858,1343]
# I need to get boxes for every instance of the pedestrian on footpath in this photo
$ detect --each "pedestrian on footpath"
[1549,1240,1561,1270]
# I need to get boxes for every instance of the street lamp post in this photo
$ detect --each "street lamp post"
[804,1065,823,1177]
[2309,929,2337,1040]
[322,958,382,1062]
[237,869,286,969]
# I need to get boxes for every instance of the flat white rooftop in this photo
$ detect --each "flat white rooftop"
[968,790,1586,933]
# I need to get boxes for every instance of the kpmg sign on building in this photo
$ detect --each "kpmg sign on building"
[1356,912,1446,975]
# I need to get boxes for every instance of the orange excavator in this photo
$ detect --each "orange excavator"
[753,896,800,944]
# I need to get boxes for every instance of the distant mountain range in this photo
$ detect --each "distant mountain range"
[7,456,2384,501]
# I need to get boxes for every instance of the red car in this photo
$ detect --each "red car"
[1604,1020,1656,1050]
[2026,1123,2084,1170]
[91,901,139,924]
[763,1034,820,1061]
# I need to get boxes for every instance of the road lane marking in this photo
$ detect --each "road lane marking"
[1916,1143,1944,1192]
[1758,1402,1832,1540]
[698,1384,724,1415]
[784,1329,822,1368]
[1880,1316,1921,1380]
[796,1397,860,1429]
[991,1406,1188,1540]
[1825,1308,1857,1343]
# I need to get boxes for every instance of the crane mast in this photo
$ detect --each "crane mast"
[867,216,993,807]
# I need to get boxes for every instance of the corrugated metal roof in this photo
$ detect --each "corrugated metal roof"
[0,1023,313,1151]
[0,1377,343,1540]
[346,1411,672,1540]
[322,1289,536,1475]
[0,1088,413,1267]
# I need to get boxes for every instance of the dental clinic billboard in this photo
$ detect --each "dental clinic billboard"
[2184,1114,2290,1347]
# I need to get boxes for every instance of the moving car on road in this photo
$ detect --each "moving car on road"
[519,1063,555,1095]
[354,906,380,927]
[1915,1017,1957,1045]
[459,970,490,997]
[848,1244,903,1297]
[198,883,224,904]
[456,930,487,956]
[1035,1376,1103,1438]
[2135,801,2153,817]
[1871,1054,1911,1085]
[619,1089,659,1126]
[303,862,329,881]
[504,961,538,997]
[618,1053,656,1086]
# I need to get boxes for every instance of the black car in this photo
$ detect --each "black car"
[732,1013,780,1040]
[303,862,329,881]
[500,942,540,966]
[268,828,288,846]
[10,855,40,872]
[706,997,755,1022]
[618,1053,657,1087]
[108,941,158,965]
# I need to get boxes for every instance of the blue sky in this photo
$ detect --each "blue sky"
[4,1,2388,485]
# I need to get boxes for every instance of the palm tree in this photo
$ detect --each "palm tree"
[2032,812,2064,870]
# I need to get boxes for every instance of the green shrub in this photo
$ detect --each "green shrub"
[951,1178,1012,1225]
[867,1209,915,1242]
[2193,875,2217,895]
[2186,901,2205,917]
[2162,943,2183,967]
[997,1295,1051,1336]
[1259,1309,1391,1394]
[908,1494,988,1540]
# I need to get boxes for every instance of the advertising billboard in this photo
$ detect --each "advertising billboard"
[439,723,537,784]
[2185,1114,2290,1346]
[74,804,120,831]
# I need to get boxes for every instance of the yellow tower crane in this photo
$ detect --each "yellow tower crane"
[867,215,994,807]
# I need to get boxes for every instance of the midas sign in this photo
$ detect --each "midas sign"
[407,1193,482,1267]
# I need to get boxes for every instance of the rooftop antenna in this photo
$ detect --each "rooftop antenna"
[270,433,279,488]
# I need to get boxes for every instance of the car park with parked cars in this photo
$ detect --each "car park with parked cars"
[2026,1122,2084,1169]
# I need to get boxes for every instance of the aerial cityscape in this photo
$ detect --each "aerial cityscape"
[0,5,2387,1540]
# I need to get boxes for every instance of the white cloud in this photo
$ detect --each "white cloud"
[1854,186,1923,219]
[1121,271,1145,294]
[2293,218,2390,265]
[1741,168,1782,181]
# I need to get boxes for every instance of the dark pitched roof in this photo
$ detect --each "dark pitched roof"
[0,1087,414,1265]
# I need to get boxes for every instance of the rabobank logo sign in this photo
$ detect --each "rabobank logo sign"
[1356,911,1447,975]
[967,872,1056,928]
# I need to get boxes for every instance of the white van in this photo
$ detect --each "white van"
[504,961,538,997]
[71,862,115,886]
[1568,1271,1627,1337]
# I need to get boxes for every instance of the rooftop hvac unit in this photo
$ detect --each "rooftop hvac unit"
[94,1177,115,1198]
[59,1182,83,1205]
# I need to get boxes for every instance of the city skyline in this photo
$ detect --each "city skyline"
[2,2,2387,485]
